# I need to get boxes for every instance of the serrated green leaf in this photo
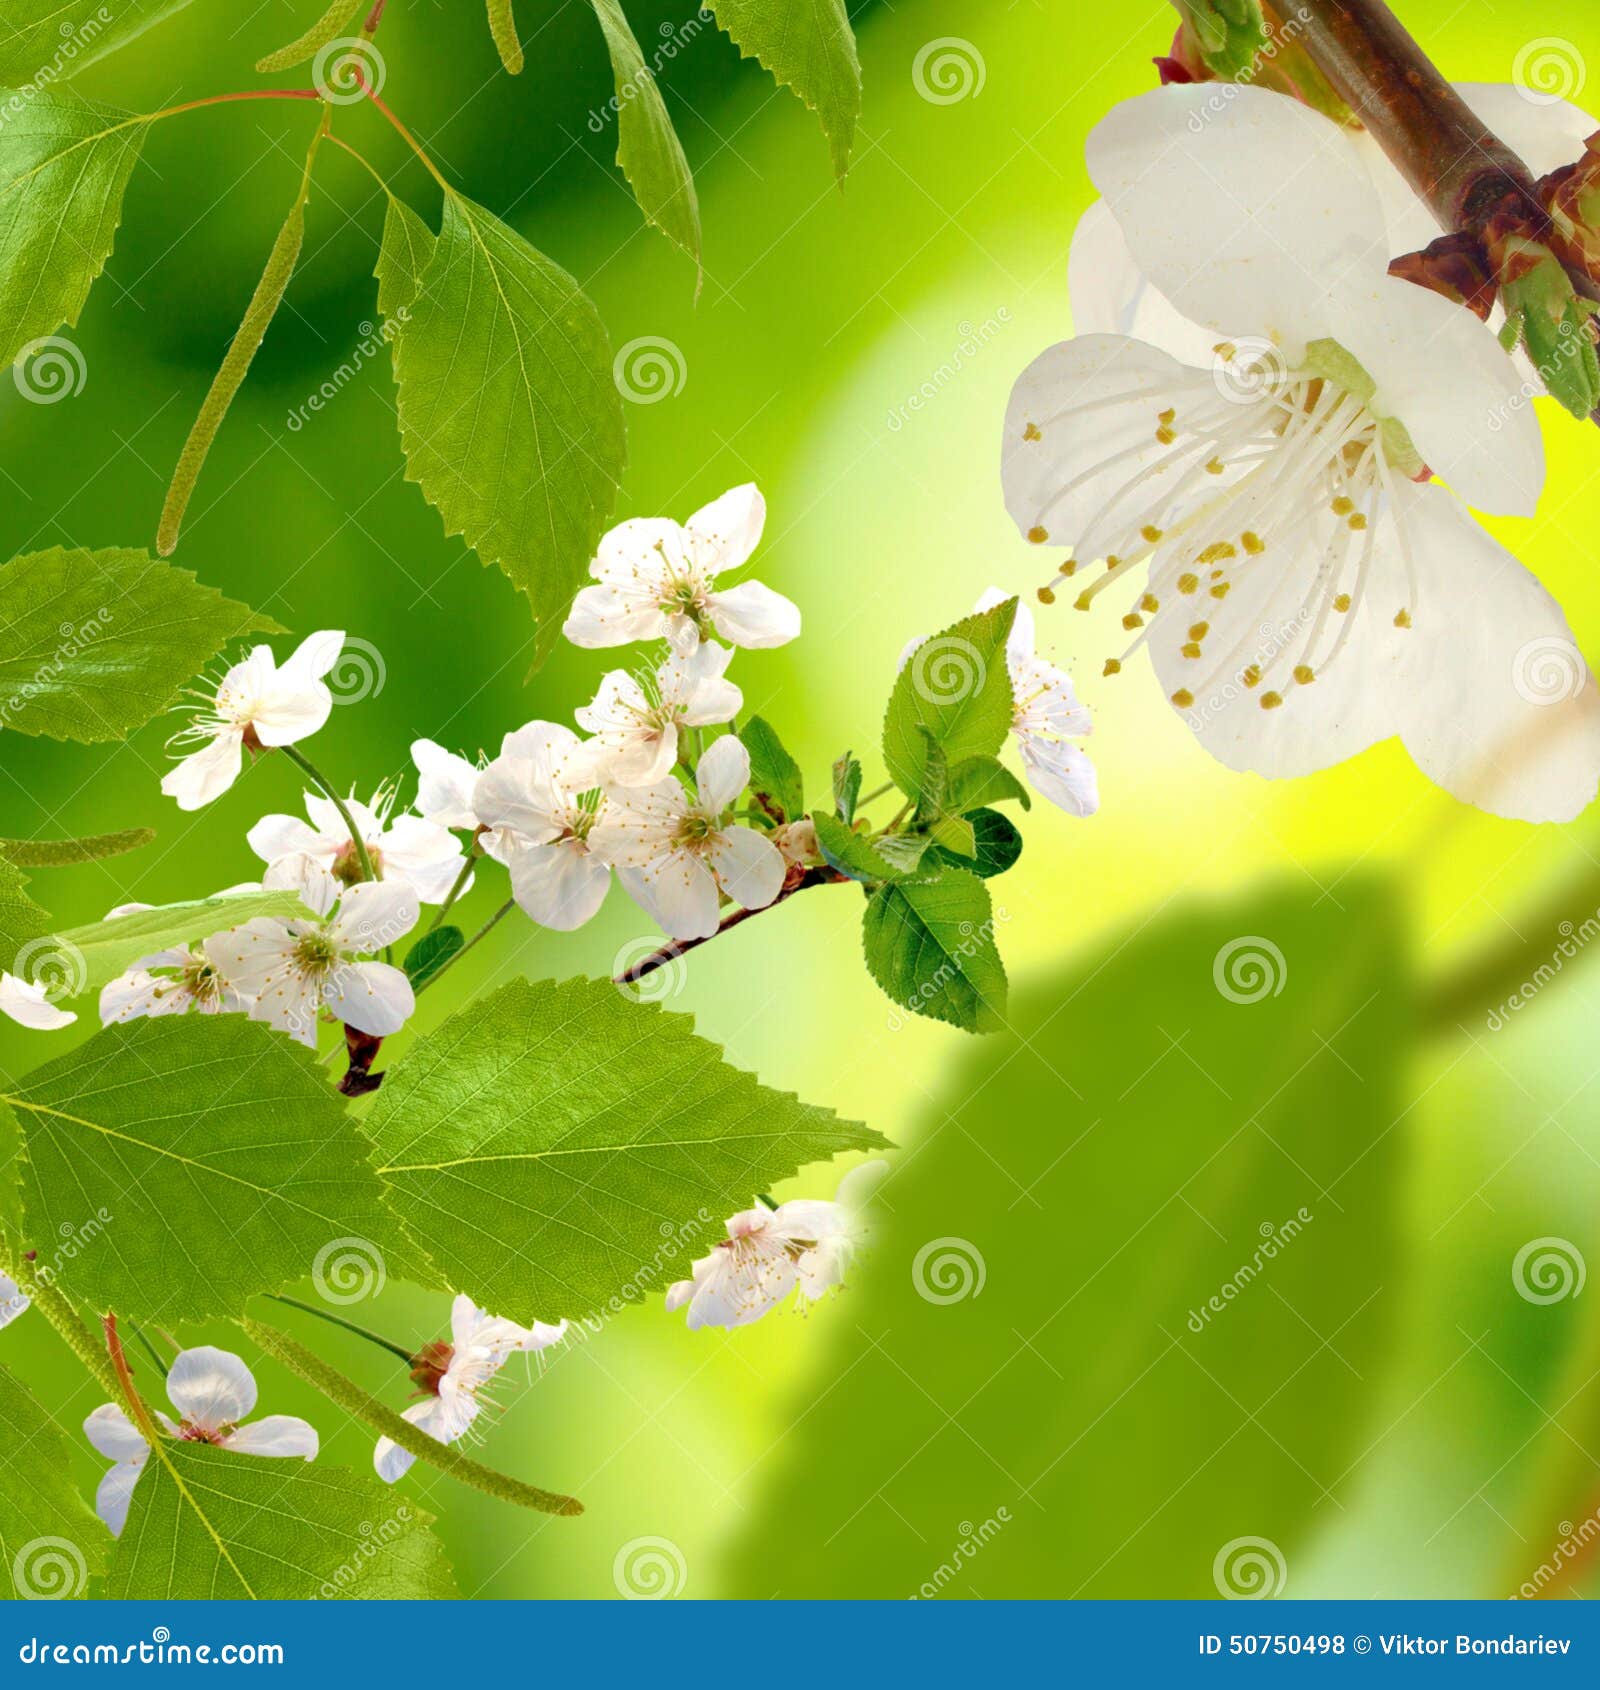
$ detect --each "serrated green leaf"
[51,890,309,988]
[863,870,1007,1033]
[108,1440,458,1599]
[589,0,701,273]
[374,194,434,323]
[404,924,464,989]
[708,0,860,181]
[0,88,145,367]
[812,809,900,884]
[874,831,932,874]
[0,547,280,742]
[367,976,889,1324]
[944,754,1030,813]
[883,599,1016,805]
[928,813,975,859]
[0,2,193,85]
[933,807,1021,879]
[0,828,155,869]
[8,1015,407,1323]
[0,854,50,966]
[253,0,363,72]
[832,750,861,822]
[743,715,804,823]
[0,1360,107,1599]
[392,192,625,664]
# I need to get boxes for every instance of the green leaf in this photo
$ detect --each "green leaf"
[832,750,861,822]
[404,925,464,989]
[933,807,1021,880]
[366,976,889,1324]
[863,870,1007,1033]
[1178,0,1268,80]
[51,890,309,989]
[8,1015,407,1323]
[375,194,434,322]
[0,854,50,967]
[392,192,626,663]
[723,882,1406,1597]
[927,813,975,859]
[812,810,901,885]
[0,2,193,85]
[0,1360,106,1600]
[874,832,932,874]
[743,715,804,823]
[707,0,860,181]
[945,754,1030,813]
[588,0,701,274]
[0,828,155,869]
[108,1440,458,1599]
[0,89,145,368]
[0,546,280,743]
[883,599,1016,805]
[254,0,364,71]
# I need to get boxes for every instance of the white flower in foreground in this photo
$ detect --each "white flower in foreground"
[248,790,465,918]
[374,1295,567,1483]
[591,735,785,941]
[575,642,743,785]
[0,972,75,1031]
[666,1162,889,1330]
[1005,84,1600,823]
[0,1274,28,1331]
[84,1346,317,1536]
[563,484,801,654]
[473,722,619,931]
[411,739,484,833]
[204,880,418,1047]
[161,631,344,812]
[98,892,258,1026]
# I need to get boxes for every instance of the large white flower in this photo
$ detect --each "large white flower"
[1006,84,1600,823]
[0,1274,28,1331]
[248,790,465,918]
[575,641,743,785]
[563,484,801,654]
[374,1295,567,1483]
[84,1346,317,1536]
[590,735,786,941]
[473,722,619,931]
[204,879,418,1047]
[0,972,75,1032]
[98,891,258,1026]
[161,631,344,812]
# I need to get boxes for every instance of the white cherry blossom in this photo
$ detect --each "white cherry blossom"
[563,484,800,654]
[0,972,75,1032]
[590,735,785,941]
[1005,85,1600,823]
[98,891,258,1026]
[575,642,743,785]
[84,1346,317,1536]
[0,1274,28,1331]
[204,879,418,1047]
[161,631,344,812]
[374,1295,567,1483]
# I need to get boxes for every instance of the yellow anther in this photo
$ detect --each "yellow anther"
[1037,586,1056,605]
[1181,641,1202,659]
[1197,542,1237,565]
[1059,559,1077,577]
[1242,664,1261,689]
[1209,582,1231,599]
[1103,658,1122,677]
[1140,592,1159,613]
[1074,592,1092,612]
[1170,689,1194,708]
[1260,691,1284,710]
[1241,531,1265,555]
[1214,341,1237,361]
[1394,608,1412,628]
[1023,422,1042,442]
[1159,407,1176,426]
[1331,496,1355,516]
[1122,611,1145,630]
[1347,513,1367,531]
[1333,593,1351,613]
[1178,572,1199,594]
[1188,621,1210,641]
[1206,458,1225,475]
[1293,665,1315,685]
[1141,524,1164,544]
[1027,525,1050,544]
[1156,425,1177,445]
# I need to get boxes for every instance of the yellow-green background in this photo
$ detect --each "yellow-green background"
[4,0,1600,1599]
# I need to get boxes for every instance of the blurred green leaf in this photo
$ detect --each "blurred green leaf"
[946,755,1030,813]
[0,547,280,743]
[863,869,1006,1033]
[0,855,50,964]
[725,882,1406,1596]
[0,828,155,868]
[743,714,804,823]
[933,808,1021,880]
[404,924,464,989]
[832,751,862,822]
[0,1360,106,1599]
[53,890,308,987]
[0,2,193,85]
[813,809,900,884]
[366,975,889,1324]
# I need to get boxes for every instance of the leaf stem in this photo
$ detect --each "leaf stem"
[414,898,515,997]
[264,1292,415,1365]
[104,1313,165,1447]
[129,1322,171,1378]
[359,82,453,196]
[279,744,380,886]
[0,1243,120,1398]
[145,89,324,125]
[858,781,896,806]
[428,846,482,932]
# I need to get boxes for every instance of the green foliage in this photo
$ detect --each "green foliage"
[375,195,434,322]
[743,715,804,823]
[1178,0,1268,79]
[934,808,1022,879]
[0,1,193,86]
[862,870,1006,1033]
[0,854,50,965]
[366,975,889,1323]
[0,1361,107,1599]
[404,925,464,988]
[8,1016,408,1323]
[589,0,701,273]
[52,890,309,988]
[944,754,1030,813]
[0,90,144,367]
[0,829,155,868]
[725,883,1406,1597]
[391,192,626,663]
[708,0,861,181]
[0,547,279,743]
[832,751,862,822]
[487,0,524,73]
[255,0,364,72]
[813,810,901,883]
[108,1440,458,1599]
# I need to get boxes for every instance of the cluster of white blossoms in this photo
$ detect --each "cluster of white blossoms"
[1006,82,1600,823]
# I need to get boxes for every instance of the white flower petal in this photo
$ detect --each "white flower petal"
[1019,738,1100,817]
[508,840,612,930]
[411,739,481,830]
[0,972,75,1031]
[696,734,750,813]
[618,857,722,941]
[562,584,664,648]
[323,960,414,1038]
[686,483,766,572]
[1067,196,1220,366]
[220,1414,319,1459]
[373,1401,440,1483]
[706,581,801,649]
[166,1345,258,1432]
[705,826,786,911]
[160,731,243,811]
[83,1403,146,1463]
[95,1460,145,1537]
[329,879,419,952]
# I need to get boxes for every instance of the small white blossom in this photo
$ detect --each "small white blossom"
[575,642,742,785]
[0,972,75,1032]
[98,891,259,1026]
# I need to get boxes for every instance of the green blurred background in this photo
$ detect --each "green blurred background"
[5,0,1600,1600]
